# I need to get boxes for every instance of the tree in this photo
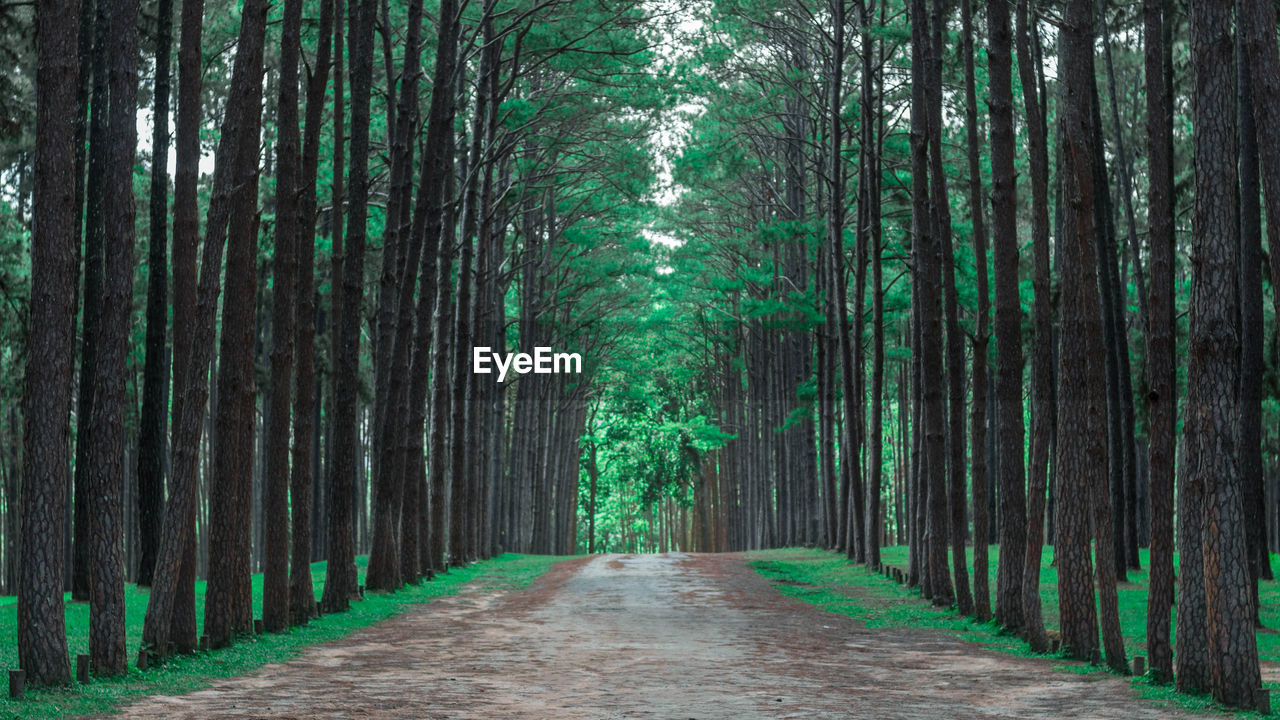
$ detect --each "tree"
[1236,0,1265,627]
[1241,0,1280,619]
[1098,1,1142,574]
[1186,0,1260,706]
[836,1,863,561]
[911,0,952,606]
[262,0,304,633]
[1142,0,1175,684]
[1055,0,1104,663]
[928,0,970,616]
[987,0,1025,632]
[961,0,991,623]
[321,0,375,613]
[426,28,460,570]
[290,0,336,627]
[19,0,80,685]
[141,0,263,659]
[136,0,173,588]
[1015,0,1051,652]
[84,0,140,675]
[163,0,208,654]
[73,0,111,603]
[365,0,428,591]
[824,0,844,557]
[204,0,269,647]
[862,0,885,571]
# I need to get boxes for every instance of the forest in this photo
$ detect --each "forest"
[3,0,1279,712]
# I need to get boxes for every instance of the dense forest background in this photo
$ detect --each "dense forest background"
[6,0,1280,711]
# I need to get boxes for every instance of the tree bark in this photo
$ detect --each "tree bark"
[321,0,375,614]
[1240,0,1280,616]
[1098,4,1143,573]
[85,0,139,674]
[1056,0,1106,664]
[927,0,969,615]
[824,0,844,555]
[205,17,267,642]
[73,0,110,603]
[1143,0,1176,684]
[136,0,173,588]
[1015,0,1051,652]
[20,0,80,683]
[1187,0,1260,706]
[864,4,885,570]
[910,0,951,606]
[962,0,990,622]
[166,0,206,653]
[987,0,1024,631]
[365,0,427,592]
[143,0,266,659]
[290,0,334,625]
[1236,0,1266,627]
[262,0,304,633]
[423,0,461,571]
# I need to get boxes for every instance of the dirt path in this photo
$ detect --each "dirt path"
[115,553,1201,719]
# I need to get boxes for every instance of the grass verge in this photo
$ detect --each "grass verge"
[0,553,560,719]
[747,546,1280,718]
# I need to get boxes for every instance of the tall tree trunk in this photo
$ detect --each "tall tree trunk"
[407,0,458,577]
[865,5,885,570]
[320,0,374,614]
[1098,4,1143,573]
[67,0,93,595]
[166,0,206,654]
[833,34,861,561]
[1015,0,1051,651]
[365,0,427,592]
[419,0,460,566]
[205,1,268,642]
[323,0,344,569]
[472,18,502,562]
[141,0,252,657]
[1188,0,1260,706]
[20,0,80,684]
[73,0,111,603]
[1086,104,1132,668]
[1237,0,1266,627]
[85,0,139,674]
[1089,73,1128,584]
[290,0,334,625]
[987,0,1025,631]
[450,7,492,568]
[262,0,304,633]
[824,0,844,555]
[1056,0,1107,663]
[843,41,865,565]
[927,0,969,615]
[962,0,991,622]
[429,130,459,568]
[910,0,951,606]
[144,0,267,657]
[136,0,173,588]
[1240,0,1280,610]
[1143,0,1176,684]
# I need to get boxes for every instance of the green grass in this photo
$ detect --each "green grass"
[0,553,562,719]
[748,546,1280,717]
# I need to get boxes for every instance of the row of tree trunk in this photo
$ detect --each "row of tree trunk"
[683,0,1273,710]
[18,0,654,688]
